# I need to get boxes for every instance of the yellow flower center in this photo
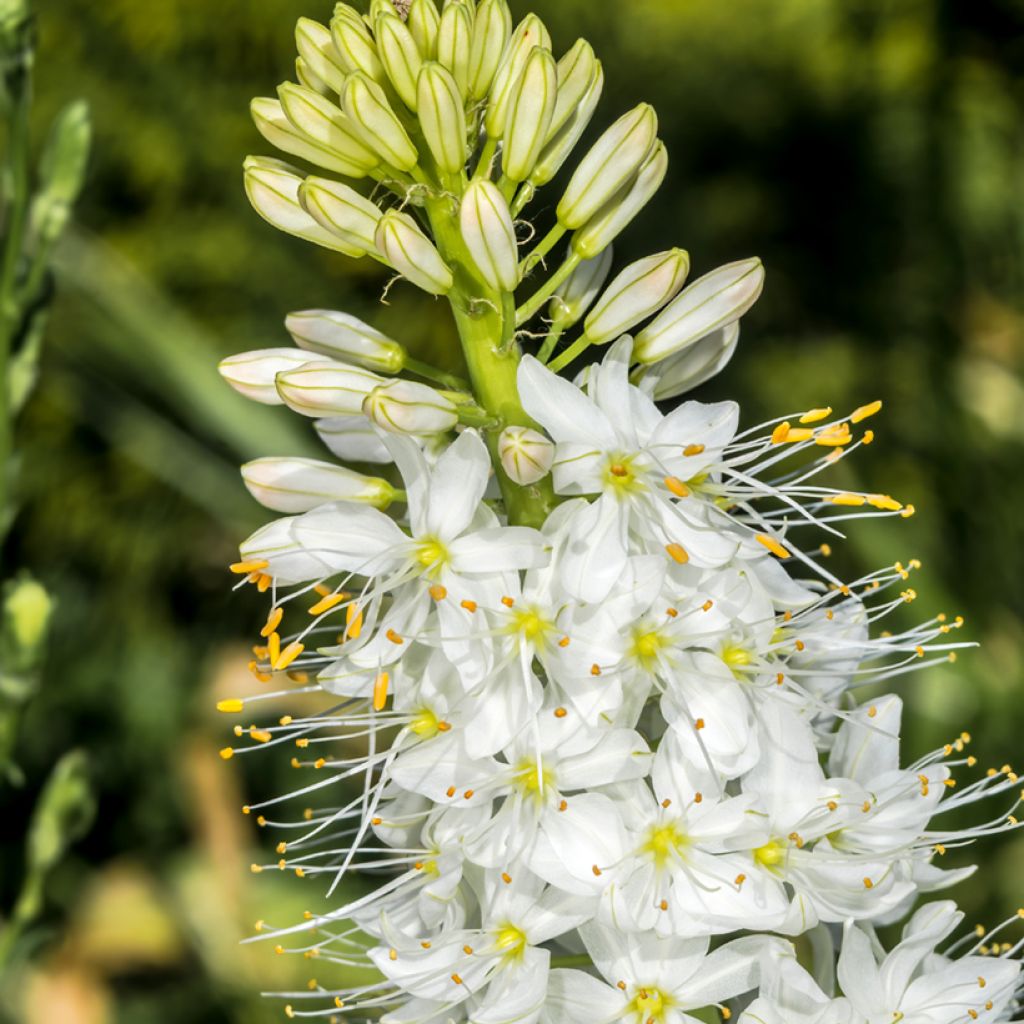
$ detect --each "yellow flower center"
[494,924,527,960]
[410,708,440,738]
[754,840,785,867]
[509,607,554,646]
[416,538,448,573]
[631,987,669,1021]
[721,643,754,677]
[604,456,644,494]
[642,822,688,867]
[515,760,555,796]
[629,626,669,670]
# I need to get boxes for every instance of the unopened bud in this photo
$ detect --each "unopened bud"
[548,39,597,142]
[364,380,458,435]
[295,18,347,94]
[468,0,512,100]
[649,323,741,401]
[548,246,614,329]
[557,104,657,230]
[277,83,379,177]
[375,210,454,295]
[572,140,667,260]
[436,1,472,96]
[484,14,551,139]
[277,361,388,417]
[634,258,764,364]
[286,310,405,373]
[29,100,91,248]
[460,180,519,292]
[417,62,467,175]
[584,249,690,345]
[408,0,440,59]
[529,62,604,189]
[296,57,330,96]
[341,72,419,172]
[244,156,365,256]
[502,47,557,184]
[330,9,385,83]
[242,457,395,513]
[376,11,423,110]
[316,416,394,463]
[219,348,333,405]
[498,426,554,485]
[298,177,383,252]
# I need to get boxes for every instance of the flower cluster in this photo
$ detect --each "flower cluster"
[218,2,1024,1021]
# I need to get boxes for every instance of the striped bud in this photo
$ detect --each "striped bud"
[295,57,330,96]
[417,62,467,175]
[502,47,558,184]
[295,18,347,94]
[298,176,383,252]
[242,457,396,513]
[436,2,472,95]
[484,14,551,139]
[549,245,614,329]
[572,140,667,260]
[277,362,387,417]
[376,11,423,110]
[243,156,364,256]
[408,0,440,59]
[277,83,380,174]
[468,0,512,100]
[375,210,454,295]
[316,416,394,464]
[584,249,690,345]
[529,62,604,189]
[498,426,554,485]
[330,10,385,83]
[364,380,458,435]
[341,72,419,171]
[219,348,332,405]
[649,323,741,401]
[286,310,405,374]
[460,179,519,292]
[548,39,597,142]
[557,104,658,230]
[634,258,764,364]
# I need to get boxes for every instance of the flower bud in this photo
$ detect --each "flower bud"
[286,309,406,373]
[243,156,365,256]
[498,426,554,485]
[468,0,512,100]
[375,210,454,295]
[408,0,440,59]
[584,249,690,345]
[295,57,330,96]
[251,97,365,179]
[549,245,614,329]
[376,11,423,110]
[330,9,385,83]
[341,72,419,172]
[529,62,604,189]
[219,348,333,405]
[277,83,380,176]
[548,39,597,142]
[460,179,519,292]
[242,457,395,513]
[484,14,551,139]
[298,176,383,252]
[648,322,741,401]
[364,380,458,435]
[277,361,388,417]
[417,62,467,175]
[634,258,765,364]
[29,100,91,249]
[295,17,347,94]
[316,415,394,463]
[501,47,558,184]
[572,140,667,260]
[436,1,472,96]
[556,103,658,230]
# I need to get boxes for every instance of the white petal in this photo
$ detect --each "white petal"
[427,429,491,540]
[518,355,618,447]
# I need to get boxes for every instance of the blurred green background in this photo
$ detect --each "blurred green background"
[3,0,1024,1020]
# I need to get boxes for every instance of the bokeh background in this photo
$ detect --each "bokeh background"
[3,0,1024,1020]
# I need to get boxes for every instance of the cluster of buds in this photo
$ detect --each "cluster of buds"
[217,3,1024,1022]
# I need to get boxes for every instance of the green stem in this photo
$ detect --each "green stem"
[403,356,470,392]
[550,954,593,969]
[510,182,535,219]
[515,251,582,326]
[536,322,565,364]
[546,332,595,374]
[520,222,567,277]
[473,137,498,180]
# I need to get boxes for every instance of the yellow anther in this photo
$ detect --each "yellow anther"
[831,492,866,507]
[868,494,903,511]
[386,628,404,645]
[262,606,284,637]
[799,407,832,424]
[279,715,293,726]
[683,443,705,456]
[851,399,883,423]
[309,591,347,616]
[275,641,305,671]
[256,574,272,593]
[816,424,851,446]
[771,421,791,444]
[314,758,326,769]
[664,476,690,498]
[429,585,447,601]
[590,663,602,676]
[461,599,478,613]
[219,747,234,760]
[250,728,272,743]
[820,543,832,556]
[665,543,690,564]
[756,534,790,559]
[554,707,567,718]
[267,631,281,665]
[231,560,269,575]
[345,603,363,639]
[501,871,512,884]
[863,877,874,889]
[217,699,244,714]
[862,429,875,444]
[295,737,310,748]
[373,672,390,712]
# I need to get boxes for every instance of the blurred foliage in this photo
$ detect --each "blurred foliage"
[1,0,1023,1021]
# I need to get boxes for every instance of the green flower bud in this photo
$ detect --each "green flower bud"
[219,348,332,405]
[584,249,690,345]
[556,103,658,230]
[330,9,385,83]
[634,258,764,364]
[498,426,554,485]
[295,18,348,94]
[501,47,557,184]
[3,576,53,670]
[484,14,551,139]
[286,309,406,374]
[364,379,459,436]
[571,140,667,259]
[277,82,380,175]
[548,39,597,142]
[417,62,467,175]
[460,179,519,292]
[341,72,419,171]
[242,457,395,513]
[408,0,440,59]
[277,361,388,417]
[375,210,454,294]
[25,751,94,887]
[436,1,472,96]
[548,245,614,329]
[243,156,365,256]
[468,0,512,100]
[296,57,331,96]
[299,176,383,252]
[29,100,91,248]
[648,322,740,400]
[529,62,604,189]
[252,96,365,179]
[376,11,423,110]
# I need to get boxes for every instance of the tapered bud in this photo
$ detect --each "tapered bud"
[417,62,467,174]
[376,12,423,110]
[330,10,385,83]
[316,415,394,463]
[286,309,405,373]
[529,62,604,188]
[408,0,440,59]
[557,103,657,229]
[549,245,614,329]
[243,156,365,256]
[572,140,667,259]
[484,14,551,138]
[219,348,332,405]
[584,249,690,345]
[436,1,472,95]
[251,98,364,179]
[502,47,557,183]
[298,177,383,252]
[468,0,512,100]
[375,210,454,294]
[341,72,419,171]
[460,180,519,292]
[295,18,347,94]
[649,323,741,400]
[548,40,597,142]
[242,457,396,513]
[277,362,388,417]
[364,380,458,435]
[296,57,330,96]
[277,83,380,174]
[634,258,765,364]
[30,100,91,248]
[498,426,554,485]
